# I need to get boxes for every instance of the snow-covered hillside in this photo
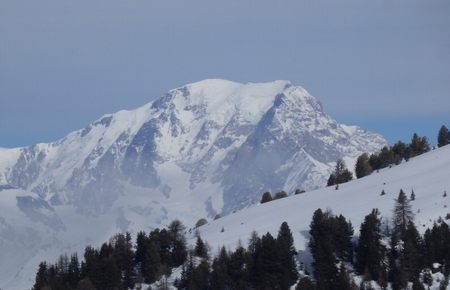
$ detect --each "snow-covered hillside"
[0,79,386,289]
[195,145,450,260]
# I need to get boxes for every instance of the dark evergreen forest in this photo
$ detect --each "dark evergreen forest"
[32,190,450,290]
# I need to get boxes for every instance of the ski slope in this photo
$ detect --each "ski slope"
[195,145,450,256]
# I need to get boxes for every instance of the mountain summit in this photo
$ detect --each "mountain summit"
[0,80,386,288]
[1,79,385,218]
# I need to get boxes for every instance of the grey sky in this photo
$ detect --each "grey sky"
[1,0,449,147]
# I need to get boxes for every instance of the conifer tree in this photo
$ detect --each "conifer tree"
[190,260,211,290]
[438,125,449,148]
[356,209,385,282]
[111,233,134,289]
[83,246,101,288]
[261,191,273,203]
[33,262,49,290]
[210,247,230,290]
[274,190,288,199]
[67,253,80,288]
[390,192,418,290]
[392,141,408,163]
[144,240,162,283]
[410,189,416,201]
[194,236,208,259]
[277,222,299,289]
[409,133,430,157]
[400,221,423,282]
[327,174,337,187]
[228,245,249,290]
[392,189,414,239]
[332,214,354,262]
[355,153,373,178]
[168,220,188,267]
[423,221,450,272]
[254,233,282,289]
[309,209,338,290]
[378,146,396,168]
[327,159,353,186]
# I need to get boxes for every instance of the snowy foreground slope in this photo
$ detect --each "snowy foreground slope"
[196,145,450,258]
[0,80,386,289]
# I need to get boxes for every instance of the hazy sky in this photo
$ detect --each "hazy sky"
[1,0,449,147]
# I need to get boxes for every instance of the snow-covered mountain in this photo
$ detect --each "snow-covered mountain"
[0,79,386,289]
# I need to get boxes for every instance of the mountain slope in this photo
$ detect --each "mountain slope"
[195,145,450,260]
[0,79,385,217]
[0,79,386,289]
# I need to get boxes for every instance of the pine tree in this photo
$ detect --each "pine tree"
[33,262,49,290]
[168,220,188,267]
[438,125,449,148]
[261,191,273,203]
[378,146,396,168]
[355,153,373,178]
[253,233,282,289]
[309,209,338,290]
[328,159,353,186]
[393,189,414,239]
[327,174,337,186]
[67,253,80,288]
[401,221,423,282]
[177,253,194,290]
[392,141,408,163]
[390,192,418,290]
[111,233,134,289]
[274,190,288,199]
[99,255,122,290]
[410,133,430,157]
[194,236,208,259]
[82,246,101,288]
[356,209,385,282]
[144,240,162,283]
[333,214,354,262]
[423,221,450,272]
[188,260,211,290]
[210,247,230,290]
[277,222,299,289]
[335,159,353,184]
[228,245,249,290]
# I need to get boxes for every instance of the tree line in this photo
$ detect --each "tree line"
[32,188,450,290]
[306,189,450,290]
[32,220,188,290]
[328,126,450,186]
[175,222,298,290]
[356,125,450,180]
[354,132,430,179]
